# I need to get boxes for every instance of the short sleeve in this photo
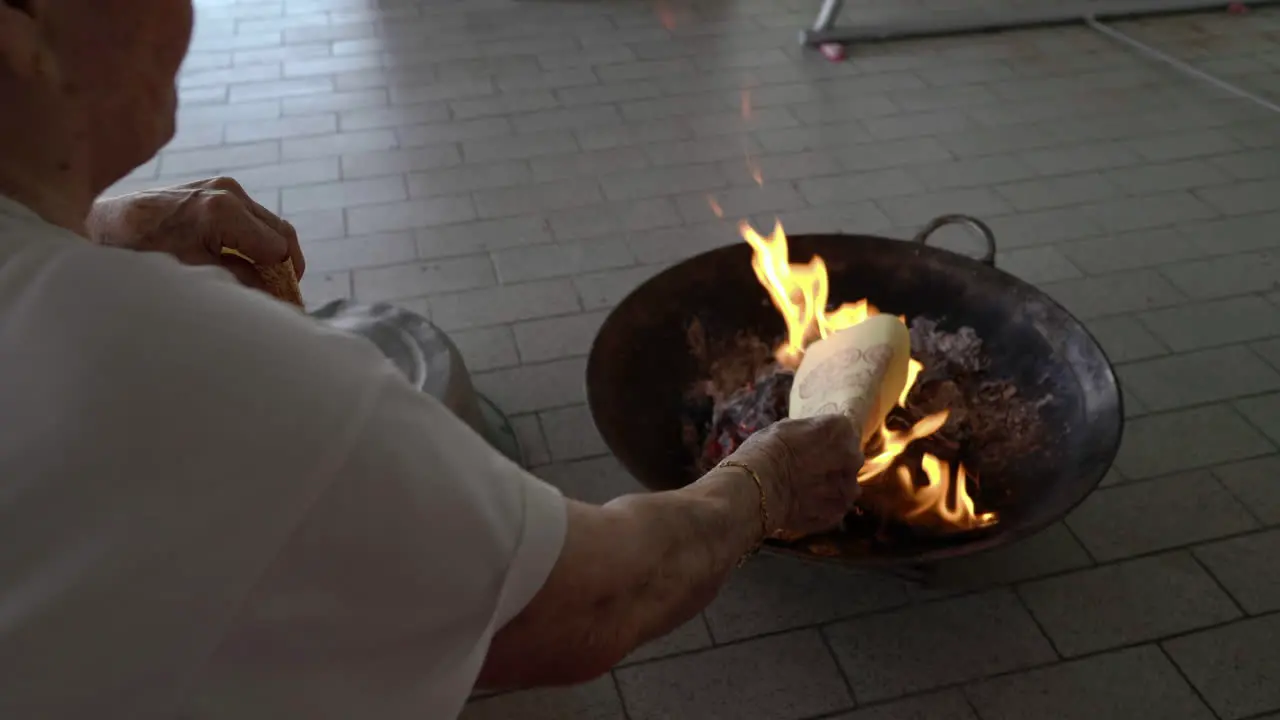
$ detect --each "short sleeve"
[0,229,566,720]
[183,373,568,720]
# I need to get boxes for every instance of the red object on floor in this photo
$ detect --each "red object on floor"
[820,43,846,61]
[1228,2,1249,13]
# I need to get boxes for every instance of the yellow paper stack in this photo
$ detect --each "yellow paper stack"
[788,314,911,447]
[220,247,304,308]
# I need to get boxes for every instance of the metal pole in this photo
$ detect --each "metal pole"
[811,0,845,33]
[1086,14,1280,115]
[803,0,1280,47]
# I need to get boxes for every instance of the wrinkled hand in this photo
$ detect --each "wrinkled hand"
[727,415,864,538]
[87,177,305,292]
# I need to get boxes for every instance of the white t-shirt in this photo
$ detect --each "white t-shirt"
[0,196,567,719]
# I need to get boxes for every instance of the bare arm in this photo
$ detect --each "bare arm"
[477,415,862,689]
[477,467,765,688]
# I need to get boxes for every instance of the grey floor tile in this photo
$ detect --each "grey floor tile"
[1213,455,1280,525]
[1067,470,1259,561]
[302,231,416,274]
[986,208,1106,248]
[1117,346,1280,412]
[352,255,495,303]
[512,310,608,364]
[1105,159,1233,195]
[1180,211,1280,256]
[417,216,553,260]
[615,630,853,720]
[911,155,1038,192]
[825,590,1056,703]
[510,414,551,468]
[1255,337,1280,372]
[1122,382,1151,418]
[839,138,953,174]
[461,675,624,720]
[875,187,1013,228]
[995,172,1119,212]
[1238,392,1280,446]
[1059,228,1208,275]
[428,280,581,331]
[827,691,977,720]
[492,239,634,284]
[1165,613,1280,720]
[1018,551,1241,656]
[299,271,352,307]
[1083,315,1170,364]
[547,197,681,242]
[1079,191,1219,234]
[1197,179,1280,216]
[1114,404,1275,479]
[920,523,1094,594]
[1194,529,1280,614]
[535,455,645,505]
[965,646,1214,720]
[994,246,1083,284]
[573,265,667,311]
[625,222,736,265]
[538,405,607,462]
[472,357,586,414]
[703,555,913,643]
[345,195,476,235]
[1099,467,1127,487]
[1161,250,1280,300]
[1139,296,1280,352]
[448,326,519,374]
[1042,269,1185,320]
[619,615,713,666]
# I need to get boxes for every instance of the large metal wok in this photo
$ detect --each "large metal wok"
[585,216,1123,568]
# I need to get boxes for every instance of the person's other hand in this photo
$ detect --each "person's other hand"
[86,177,306,292]
[726,415,864,538]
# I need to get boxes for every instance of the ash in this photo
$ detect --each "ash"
[681,316,1050,509]
[681,319,795,474]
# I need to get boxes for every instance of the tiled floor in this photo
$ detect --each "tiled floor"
[137,1,1280,717]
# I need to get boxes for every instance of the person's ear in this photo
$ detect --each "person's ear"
[0,0,59,84]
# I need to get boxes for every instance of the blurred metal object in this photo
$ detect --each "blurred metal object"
[1086,14,1280,115]
[801,0,1280,47]
[310,299,522,464]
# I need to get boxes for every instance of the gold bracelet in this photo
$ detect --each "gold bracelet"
[717,460,771,566]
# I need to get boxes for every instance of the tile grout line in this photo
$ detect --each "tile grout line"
[607,670,635,720]
[817,627,861,710]
[1186,548,1250,619]
[1156,643,1226,720]
[608,530,1280,678]
[1010,583,1067,660]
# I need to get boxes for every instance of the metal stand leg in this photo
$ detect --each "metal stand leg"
[800,0,844,44]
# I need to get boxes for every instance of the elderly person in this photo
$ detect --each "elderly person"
[0,1,864,718]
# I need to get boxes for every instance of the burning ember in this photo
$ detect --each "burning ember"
[683,220,1029,538]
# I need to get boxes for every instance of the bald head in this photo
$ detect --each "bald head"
[0,0,193,230]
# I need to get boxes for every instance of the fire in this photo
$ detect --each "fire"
[707,196,724,218]
[739,219,996,532]
[740,220,876,368]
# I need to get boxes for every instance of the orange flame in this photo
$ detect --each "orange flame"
[707,196,724,218]
[901,455,998,529]
[738,219,995,533]
[655,0,677,29]
[739,220,876,367]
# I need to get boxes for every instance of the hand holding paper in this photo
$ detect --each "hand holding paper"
[787,314,912,449]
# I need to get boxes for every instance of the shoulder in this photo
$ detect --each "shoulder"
[0,238,395,480]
